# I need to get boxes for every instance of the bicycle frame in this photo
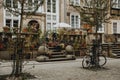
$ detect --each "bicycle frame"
[82,43,107,68]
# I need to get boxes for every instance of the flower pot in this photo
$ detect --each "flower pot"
[22,28,28,32]
[3,27,10,32]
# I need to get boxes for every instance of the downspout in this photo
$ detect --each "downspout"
[64,0,66,23]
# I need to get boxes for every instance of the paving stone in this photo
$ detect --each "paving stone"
[0,58,120,80]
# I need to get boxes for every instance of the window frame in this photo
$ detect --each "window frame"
[6,0,11,7]
[113,22,117,33]
[46,0,59,31]
[70,13,80,29]
[6,19,11,27]
[111,0,120,9]
[97,23,105,33]
[5,18,19,28]
[5,0,18,8]
[47,0,56,13]
[69,0,80,5]
[13,20,19,27]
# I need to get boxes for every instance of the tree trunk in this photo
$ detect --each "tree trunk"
[11,1,24,77]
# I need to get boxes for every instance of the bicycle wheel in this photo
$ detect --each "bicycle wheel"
[82,55,91,68]
[98,55,107,66]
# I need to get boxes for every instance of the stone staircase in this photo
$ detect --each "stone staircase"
[102,43,120,58]
[36,46,76,62]
[111,44,120,58]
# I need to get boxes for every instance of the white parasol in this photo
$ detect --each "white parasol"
[53,22,72,28]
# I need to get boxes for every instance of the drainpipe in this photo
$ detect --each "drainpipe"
[64,0,66,23]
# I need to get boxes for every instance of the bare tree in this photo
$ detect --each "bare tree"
[70,0,117,67]
[1,0,44,77]
[70,0,115,39]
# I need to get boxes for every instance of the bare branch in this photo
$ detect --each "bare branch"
[72,0,112,26]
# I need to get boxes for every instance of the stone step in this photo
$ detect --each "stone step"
[112,49,120,51]
[48,47,62,51]
[112,51,120,53]
[116,56,120,58]
[48,57,76,61]
[113,53,120,56]
[112,53,120,58]
[115,53,120,56]
[112,47,120,49]
[112,49,120,52]
[36,56,76,62]
[49,54,66,58]
[48,51,65,55]
[102,44,118,47]
[102,43,120,58]
[112,47,120,52]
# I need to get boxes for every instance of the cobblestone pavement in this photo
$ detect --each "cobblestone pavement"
[0,58,120,80]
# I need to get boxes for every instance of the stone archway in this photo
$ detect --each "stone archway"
[28,20,40,31]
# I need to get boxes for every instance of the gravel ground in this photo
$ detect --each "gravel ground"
[0,58,120,80]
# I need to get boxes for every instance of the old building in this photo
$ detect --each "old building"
[0,0,119,42]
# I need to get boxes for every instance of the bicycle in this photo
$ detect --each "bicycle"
[82,44,107,68]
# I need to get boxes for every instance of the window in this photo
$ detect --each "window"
[75,0,80,5]
[113,22,117,33]
[5,0,20,28]
[34,0,38,5]
[47,23,51,31]
[6,0,18,8]
[47,15,51,20]
[70,0,80,5]
[13,20,19,27]
[83,0,94,7]
[75,16,79,27]
[98,26,103,31]
[6,19,11,27]
[52,0,56,13]
[6,10,11,17]
[71,15,75,27]
[28,0,32,6]
[118,0,120,8]
[5,19,19,27]
[111,0,120,9]
[6,0,11,7]
[47,0,56,13]
[47,0,51,12]
[13,0,18,8]
[53,15,56,20]
[97,23,104,33]
[46,0,58,31]
[53,23,56,31]
[70,14,80,28]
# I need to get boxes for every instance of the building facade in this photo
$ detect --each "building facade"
[0,0,120,43]
[0,0,46,33]
[0,0,81,33]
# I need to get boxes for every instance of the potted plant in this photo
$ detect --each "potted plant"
[22,27,28,32]
[3,26,10,32]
